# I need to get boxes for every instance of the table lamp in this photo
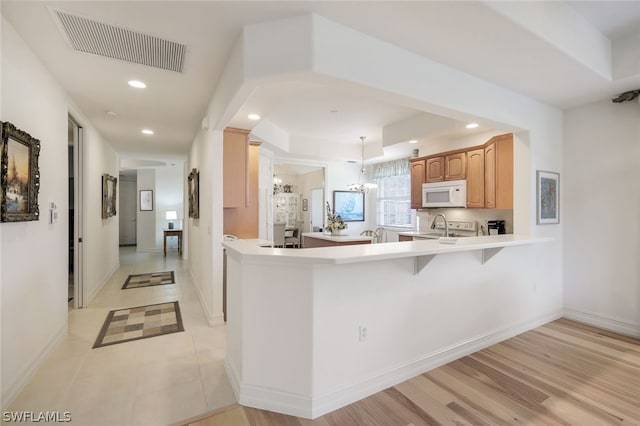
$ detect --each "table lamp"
[166,211,178,229]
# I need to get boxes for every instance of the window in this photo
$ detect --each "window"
[373,159,415,228]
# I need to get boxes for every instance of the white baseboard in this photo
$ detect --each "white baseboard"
[232,310,563,419]
[1,323,67,411]
[85,264,119,306]
[188,265,217,327]
[226,358,312,418]
[563,307,639,337]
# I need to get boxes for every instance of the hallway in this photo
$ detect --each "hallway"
[6,248,235,425]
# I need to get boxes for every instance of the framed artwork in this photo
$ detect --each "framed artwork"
[302,198,308,211]
[1,121,41,222]
[333,190,365,222]
[536,170,559,224]
[188,168,199,218]
[139,189,153,211]
[102,174,118,218]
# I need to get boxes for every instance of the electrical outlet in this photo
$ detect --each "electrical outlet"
[358,325,368,342]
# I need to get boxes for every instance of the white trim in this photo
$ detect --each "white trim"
[225,359,241,398]
[188,265,216,327]
[85,264,118,306]
[1,323,67,411]
[232,310,562,419]
[226,357,312,418]
[563,307,640,338]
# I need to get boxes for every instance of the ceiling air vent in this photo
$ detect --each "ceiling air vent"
[52,9,186,73]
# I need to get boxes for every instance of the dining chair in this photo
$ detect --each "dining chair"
[284,228,300,248]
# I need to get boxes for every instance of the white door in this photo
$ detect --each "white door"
[310,188,324,232]
[119,177,137,245]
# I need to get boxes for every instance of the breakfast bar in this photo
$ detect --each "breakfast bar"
[222,235,556,419]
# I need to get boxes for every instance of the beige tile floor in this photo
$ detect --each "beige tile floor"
[5,247,236,426]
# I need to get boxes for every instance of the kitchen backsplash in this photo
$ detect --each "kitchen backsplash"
[417,209,513,235]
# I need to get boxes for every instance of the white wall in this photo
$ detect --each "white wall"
[325,161,376,236]
[187,127,224,326]
[80,114,119,304]
[136,169,156,252]
[563,99,640,336]
[1,18,119,407]
[298,169,324,232]
[154,164,184,249]
[133,165,184,252]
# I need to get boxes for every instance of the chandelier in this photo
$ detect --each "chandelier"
[348,136,378,192]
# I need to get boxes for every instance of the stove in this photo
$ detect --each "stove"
[431,220,478,238]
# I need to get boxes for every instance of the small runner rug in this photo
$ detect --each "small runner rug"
[122,271,175,289]
[92,301,184,349]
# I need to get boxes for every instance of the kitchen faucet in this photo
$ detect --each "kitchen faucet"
[430,213,449,237]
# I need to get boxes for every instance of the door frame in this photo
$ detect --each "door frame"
[69,116,85,308]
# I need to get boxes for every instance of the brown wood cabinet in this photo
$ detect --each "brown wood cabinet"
[445,152,466,180]
[484,134,513,209]
[425,157,445,183]
[466,148,485,208]
[223,128,259,238]
[484,142,496,208]
[409,133,513,210]
[223,128,249,208]
[410,159,426,210]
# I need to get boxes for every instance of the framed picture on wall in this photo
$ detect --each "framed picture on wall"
[102,174,118,218]
[333,190,365,222]
[188,168,199,218]
[139,189,153,211]
[1,121,41,222]
[536,170,559,224]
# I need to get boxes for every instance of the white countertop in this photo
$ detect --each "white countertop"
[223,234,551,265]
[301,232,375,243]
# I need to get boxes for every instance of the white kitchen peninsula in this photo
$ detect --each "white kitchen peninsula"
[223,235,555,419]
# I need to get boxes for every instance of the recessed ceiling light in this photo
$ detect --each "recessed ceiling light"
[128,80,146,89]
[141,129,154,135]
[465,123,479,129]
[408,140,418,144]
[248,113,261,120]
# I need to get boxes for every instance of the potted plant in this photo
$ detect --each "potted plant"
[325,202,348,235]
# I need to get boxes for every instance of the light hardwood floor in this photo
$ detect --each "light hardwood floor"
[178,318,640,426]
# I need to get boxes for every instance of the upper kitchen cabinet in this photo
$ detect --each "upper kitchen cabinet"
[466,147,485,208]
[445,152,466,181]
[223,128,249,208]
[223,127,260,238]
[410,158,426,210]
[484,134,513,209]
[408,133,513,211]
[425,157,444,183]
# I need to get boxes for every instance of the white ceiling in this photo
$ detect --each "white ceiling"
[3,1,639,164]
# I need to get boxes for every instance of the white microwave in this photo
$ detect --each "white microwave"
[422,180,467,208]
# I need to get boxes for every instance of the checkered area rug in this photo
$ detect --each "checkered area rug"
[92,301,184,348]
[122,271,175,289]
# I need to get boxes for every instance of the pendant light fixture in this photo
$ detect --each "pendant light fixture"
[348,136,378,192]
